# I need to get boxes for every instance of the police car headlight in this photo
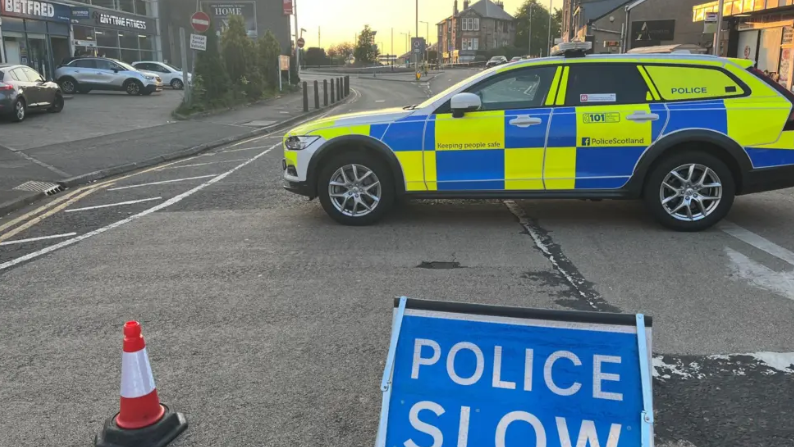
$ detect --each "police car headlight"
[285,136,319,151]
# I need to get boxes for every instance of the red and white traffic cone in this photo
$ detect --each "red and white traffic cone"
[95,321,187,447]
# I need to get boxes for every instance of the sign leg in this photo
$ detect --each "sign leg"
[636,314,654,447]
[375,297,407,447]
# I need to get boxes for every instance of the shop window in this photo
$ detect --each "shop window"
[93,0,117,9]
[118,0,135,13]
[119,31,138,49]
[73,26,95,41]
[644,65,746,101]
[134,0,148,15]
[98,47,120,59]
[140,51,155,62]
[139,35,155,51]
[121,49,140,63]
[96,29,119,48]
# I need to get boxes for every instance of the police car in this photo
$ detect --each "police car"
[283,42,794,231]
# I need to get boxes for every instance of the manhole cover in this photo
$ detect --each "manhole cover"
[417,261,463,269]
[13,181,63,195]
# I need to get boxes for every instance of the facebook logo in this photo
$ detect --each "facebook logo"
[581,137,591,146]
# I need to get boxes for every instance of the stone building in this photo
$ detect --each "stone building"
[436,0,516,63]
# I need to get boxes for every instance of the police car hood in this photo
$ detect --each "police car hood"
[287,107,415,136]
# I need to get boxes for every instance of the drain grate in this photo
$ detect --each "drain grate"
[13,181,63,196]
[417,261,463,269]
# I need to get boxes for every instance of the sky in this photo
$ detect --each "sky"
[294,0,563,56]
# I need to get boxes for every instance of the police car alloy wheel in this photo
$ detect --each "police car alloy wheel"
[318,153,394,225]
[644,151,734,232]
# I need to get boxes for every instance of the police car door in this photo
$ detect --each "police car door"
[431,65,558,191]
[545,63,665,190]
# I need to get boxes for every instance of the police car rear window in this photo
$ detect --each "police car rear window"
[749,67,794,103]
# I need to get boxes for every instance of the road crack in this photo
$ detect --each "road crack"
[504,200,620,313]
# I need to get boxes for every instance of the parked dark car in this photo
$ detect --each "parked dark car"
[486,56,509,68]
[0,64,64,123]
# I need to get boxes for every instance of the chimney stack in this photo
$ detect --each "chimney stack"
[454,0,459,15]
[496,1,504,9]
[463,0,470,9]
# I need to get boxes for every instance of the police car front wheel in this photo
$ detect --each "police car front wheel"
[644,151,735,232]
[318,153,394,225]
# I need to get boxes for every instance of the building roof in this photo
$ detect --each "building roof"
[464,0,515,21]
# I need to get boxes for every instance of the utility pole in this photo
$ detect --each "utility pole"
[391,27,394,68]
[294,0,300,75]
[415,0,419,73]
[528,4,533,56]
[319,26,321,48]
[547,0,552,55]
[714,0,725,56]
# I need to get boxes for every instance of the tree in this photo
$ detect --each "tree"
[193,18,229,105]
[258,30,281,89]
[353,25,379,64]
[513,0,562,57]
[222,15,264,99]
[304,47,327,66]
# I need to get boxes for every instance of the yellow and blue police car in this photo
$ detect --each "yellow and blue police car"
[283,42,794,231]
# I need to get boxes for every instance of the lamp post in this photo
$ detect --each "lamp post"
[420,20,429,64]
[528,3,533,56]
[714,0,725,56]
[547,0,552,55]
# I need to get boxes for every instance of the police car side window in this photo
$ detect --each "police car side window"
[565,64,649,106]
[466,66,557,111]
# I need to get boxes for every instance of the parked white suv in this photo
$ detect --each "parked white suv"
[132,61,190,90]
[55,57,163,96]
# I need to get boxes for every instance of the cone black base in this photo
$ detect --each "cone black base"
[95,404,187,447]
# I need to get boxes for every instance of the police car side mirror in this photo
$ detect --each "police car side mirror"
[450,93,481,118]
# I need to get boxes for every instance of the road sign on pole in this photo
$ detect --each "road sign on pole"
[190,34,207,51]
[376,297,655,447]
[190,11,210,33]
[297,37,306,49]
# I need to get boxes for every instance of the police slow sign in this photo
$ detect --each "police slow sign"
[377,298,654,447]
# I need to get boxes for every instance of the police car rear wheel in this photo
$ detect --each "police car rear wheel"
[644,151,734,232]
[318,153,394,225]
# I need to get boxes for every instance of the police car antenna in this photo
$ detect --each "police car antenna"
[550,41,592,58]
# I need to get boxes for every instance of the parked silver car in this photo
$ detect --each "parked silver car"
[54,57,163,96]
[0,64,64,122]
[132,61,191,90]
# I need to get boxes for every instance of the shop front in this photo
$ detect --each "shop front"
[68,5,157,63]
[0,0,72,79]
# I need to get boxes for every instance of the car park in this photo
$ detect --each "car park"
[131,61,191,90]
[486,56,508,68]
[282,41,794,231]
[55,58,163,96]
[0,64,64,123]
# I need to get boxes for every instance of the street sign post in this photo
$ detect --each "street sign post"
[190,11,210,33]
[376,298,654,447]
[297,37,305,49]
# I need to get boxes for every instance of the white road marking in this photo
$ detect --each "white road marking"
[107,175,217,191]
[725,247,794,301]
[157,159,248,170]
[654,351,794,380]
[65,197,162,213]
[375,100,386,103]
[719,221,794,266]
[0,143,280,272]
[221,145,273,154]
[0,233,77,246]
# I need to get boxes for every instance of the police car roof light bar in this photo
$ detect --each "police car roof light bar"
[551,41,593,58]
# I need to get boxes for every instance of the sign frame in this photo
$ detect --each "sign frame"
[190,33,207,51]
[376,297,654,447]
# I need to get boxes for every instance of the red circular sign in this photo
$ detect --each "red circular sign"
[190,11,211,33]
[297,37,306,49]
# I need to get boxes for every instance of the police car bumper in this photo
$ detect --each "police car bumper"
[282,159,313,197]
[742,164,794,195]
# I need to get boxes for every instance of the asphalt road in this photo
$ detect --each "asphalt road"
[1,68,793,447]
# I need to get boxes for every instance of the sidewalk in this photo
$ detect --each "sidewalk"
[0,83,350,217]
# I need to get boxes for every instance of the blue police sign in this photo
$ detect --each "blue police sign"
[377,298,654,447]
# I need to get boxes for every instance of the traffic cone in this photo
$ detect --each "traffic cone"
[95,321,188,447]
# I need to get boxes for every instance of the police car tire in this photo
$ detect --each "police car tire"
[643,151,735,232]
[318,152,394,226]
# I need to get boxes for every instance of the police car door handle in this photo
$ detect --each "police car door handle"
[509,116,543,127]
[626,112,659,122]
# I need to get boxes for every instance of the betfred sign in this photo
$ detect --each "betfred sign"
[377,298,655,447]
[283,0,293,15]
[1,0,70,22]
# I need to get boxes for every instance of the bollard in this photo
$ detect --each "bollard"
[345,76,349,97]
[323,79,329,106]
[302,82,309,112]
[337,78,342,101]
[330,78,335,104]
[313,80,320,109]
